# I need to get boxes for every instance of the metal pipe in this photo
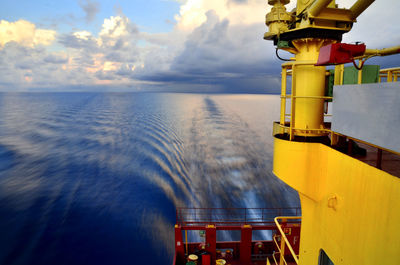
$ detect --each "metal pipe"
[365,45,400,57]
[350,0,375,19]
[308,0,333,17]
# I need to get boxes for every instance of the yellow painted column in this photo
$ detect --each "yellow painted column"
[291,39,332,136]
[388,71,393,82]
[334,64,344,85]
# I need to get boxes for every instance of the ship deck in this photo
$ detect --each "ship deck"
[352,142,400,177]
[173,208,301,265]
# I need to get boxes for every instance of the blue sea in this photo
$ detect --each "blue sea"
[0,92,299,265]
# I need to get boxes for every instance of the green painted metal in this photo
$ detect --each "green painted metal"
[325,69,335,102]
[343,65,380,84]
[277,40,290,49]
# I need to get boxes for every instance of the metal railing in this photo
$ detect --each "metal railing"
[278,61,399,145]
[380,67,400,83]
[276,60,400,174]
[272,216,301,265]
[176,207,301,227]
[279,61,333,141]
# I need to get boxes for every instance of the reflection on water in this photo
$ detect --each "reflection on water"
[0,92,299,265]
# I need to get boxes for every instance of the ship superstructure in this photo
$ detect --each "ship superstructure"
[266,0,400,264]
[173,1,400,264]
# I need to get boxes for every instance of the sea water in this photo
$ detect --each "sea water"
[0,92,299,265]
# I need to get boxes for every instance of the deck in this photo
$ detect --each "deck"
[355,142,400,177]
[173,208,301,265]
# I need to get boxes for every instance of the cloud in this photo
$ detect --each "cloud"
[59,31,99,50]
[44,52,69,64]
[79,0,100,23]
[99,16,139,47]
[0,1,399,92]
[132,10,280,93]
[0,42,69,88]
[174,0,267,30]
[0,20,56,48]
[342,0,400,48]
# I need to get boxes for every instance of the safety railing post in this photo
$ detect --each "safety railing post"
[279,234,286,265]
[388,71,393,82]
[358,60,363,84]
[290,65,296,141]
[281,66,287,125]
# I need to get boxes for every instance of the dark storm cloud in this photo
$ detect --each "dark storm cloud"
[368,54,400,69]
[95,70,118,80]
[134,10,281,93]
[58,33,99,51]
[71,54,96,67]
[0,42,74,89]
[104,49,139,63]
[0,43,50,70]
[15,61,34,70]
[115,64,135,76]
[79,0,100,23]
[44,54,68,64]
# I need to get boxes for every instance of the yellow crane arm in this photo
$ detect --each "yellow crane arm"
[364,46,400,57]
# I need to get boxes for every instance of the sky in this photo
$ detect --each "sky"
[0,0,399,93]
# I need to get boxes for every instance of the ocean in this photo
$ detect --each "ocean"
[0,92,299,265]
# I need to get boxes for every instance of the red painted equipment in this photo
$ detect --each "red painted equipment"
[316,43,366,66]
[202,255,210,265]
[240,225,252,265]
[173,207,301,265]
[254,241,264,254]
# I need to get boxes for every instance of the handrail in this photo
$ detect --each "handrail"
[176,207,301,226]
[380,67,400,73]
[273,235,288,265]
[279,61,399,141]
[274,216,301,265]
[379,67,400,82]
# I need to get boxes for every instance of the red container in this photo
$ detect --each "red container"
[316,43,366,66]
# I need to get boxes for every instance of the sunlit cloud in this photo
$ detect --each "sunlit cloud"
[73,31,93,40]
[0,0,399,92]
[174,0,267,30]
[0,20,56,48]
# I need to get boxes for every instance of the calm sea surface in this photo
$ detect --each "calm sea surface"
[0,92,299,265]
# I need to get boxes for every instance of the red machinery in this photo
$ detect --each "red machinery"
[316,43,366,66]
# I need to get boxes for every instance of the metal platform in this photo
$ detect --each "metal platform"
[173,207,301,265]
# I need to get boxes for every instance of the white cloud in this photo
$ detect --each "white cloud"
[0,20,56,48]
[98,16,138,47]
[175,0,268,30]
[73,31,93,41]
[0,1,399,92]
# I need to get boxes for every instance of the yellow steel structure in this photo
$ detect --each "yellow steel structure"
[290,39,333,136]
[273,139,400,265]
[264,0,400,264]
[380,67,400,83]
[364,46,400,57]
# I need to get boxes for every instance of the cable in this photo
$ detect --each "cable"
[352,59,365,70]
[275,48,292,61]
